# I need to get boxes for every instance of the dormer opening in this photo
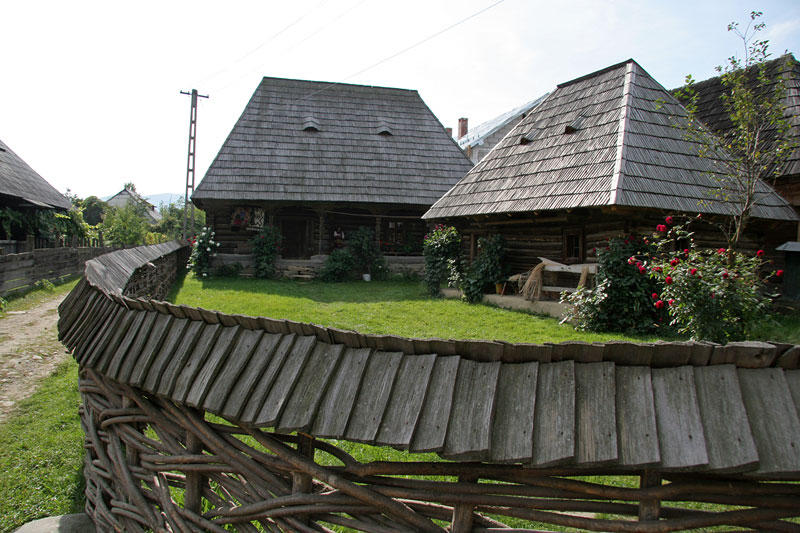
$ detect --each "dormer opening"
[375,119,393,136]
[302,116,321,132]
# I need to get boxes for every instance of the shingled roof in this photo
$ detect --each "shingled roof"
[193,77,473,208]
[679,53,800,179]
[457,93,549,151]
[423,59,798,221]
[0,137,70,210]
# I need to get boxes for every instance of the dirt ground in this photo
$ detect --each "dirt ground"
[0,292,70,423]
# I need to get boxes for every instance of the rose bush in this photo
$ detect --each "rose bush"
[188,227,220,278]
[251,225,282,278]
[423,224,462,296]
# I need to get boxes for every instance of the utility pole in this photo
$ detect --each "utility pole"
[181,89,209,241]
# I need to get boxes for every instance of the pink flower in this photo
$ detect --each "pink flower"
[651,292,658,300]
[665,276,673,285]
[654,300,665,309]
[756,249,764,258]
[656,224,667,232]
[683,248,689,255]
[777,269,784,277]
[690,268,697,275]
[717,248,726,255]
[665,216,673,225]
[628,256,636,265]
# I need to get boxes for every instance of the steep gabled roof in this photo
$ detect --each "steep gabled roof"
[457,93,549,150]
[678,53,800,178]
[424,60,798,221]
[194,77,474,208]
[0,137,70,210]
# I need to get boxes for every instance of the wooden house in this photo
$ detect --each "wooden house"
[107,185,162,224]
[0,136,71,241]
[423,59,799,274]
[192,77,473,259]
[680,53,800,222]
[457,93,549,164]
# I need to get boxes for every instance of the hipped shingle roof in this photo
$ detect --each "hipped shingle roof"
[0,137,71,210]
[194,77,474,208]
[424,60,798,221]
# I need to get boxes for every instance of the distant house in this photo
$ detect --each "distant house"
[677,53,800,218]
[107,185,162,224]
[192,76,473,259]
[457,93,549,164]
[424,59,798,273]
[0,137,71,240]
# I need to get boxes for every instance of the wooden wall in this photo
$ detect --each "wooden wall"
[0,247,116,297]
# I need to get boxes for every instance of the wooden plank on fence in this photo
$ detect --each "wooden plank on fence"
[162,323,220,398]
[116,311,165,383]
[311,347,371,438]
[253,335,317,427]
[184,325,241,407]
[220,332,282,420]
[615,366,660,467]
[575,362,618,465]
[345,351,404,443]
[169,324,227,407]
[410,356,460,452]
[786,370,800,415]
[203,329,265,414]
[531,360,575,467]
[651,366,709,470]
[127,314,174,387]
[142,318,193,393]
[738,368,800,476]
[278,343,345,432]
[443,359,501,458]
[103,311,148,378]
[77,305,126,367]
[84,308,136,370]
[62,290,102,348]
[693,365,758,473]
[240,334,300,423]
[376,353,438,448]
[73,296,116,360]
[107,311,157,381]
[489,361,538,462]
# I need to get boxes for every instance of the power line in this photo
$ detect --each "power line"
[298,0,507,102]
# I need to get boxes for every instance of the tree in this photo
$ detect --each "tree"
[81,196,107,226]
[677,11,795,250]
[101,203,149,245]
[153,198,205,241]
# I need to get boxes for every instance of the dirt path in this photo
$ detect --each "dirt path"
[0,292,70,423]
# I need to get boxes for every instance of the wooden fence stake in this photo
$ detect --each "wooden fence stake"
[451,475,478,532]
[638,470,661,521]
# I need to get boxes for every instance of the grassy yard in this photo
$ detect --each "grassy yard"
[169,274,663,344]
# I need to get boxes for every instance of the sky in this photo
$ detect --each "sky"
[2,0,800,201]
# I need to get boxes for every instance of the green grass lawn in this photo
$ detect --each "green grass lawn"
[0,360,84,532]
[169,274,661,344]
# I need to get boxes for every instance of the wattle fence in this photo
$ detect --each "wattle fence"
[59,242,800,532]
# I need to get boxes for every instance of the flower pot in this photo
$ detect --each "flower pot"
[362,273,371,282]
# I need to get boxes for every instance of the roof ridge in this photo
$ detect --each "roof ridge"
[609,62,636,204]
[260,75,419,96]
[556,58,637,89]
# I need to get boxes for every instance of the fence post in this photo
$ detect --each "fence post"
[639,470,661,521]
[451,474,478,532]
[184,409,204,514]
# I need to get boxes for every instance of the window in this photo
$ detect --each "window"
[563,230,584,263]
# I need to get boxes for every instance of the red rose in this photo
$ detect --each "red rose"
[756,249,764,258]
[683,248,689,255]
[638,265,647,274]
[670,258,679,266]
[652,266,662,273]
[656,224,667,232]
[665,276,673,285]
[668,299,675,306]
[777,269,784,277]
[654,300,665,309]
[651,292,658,299]
[722,271,729,279]
[665,216,673,225]
[690,268,697,275]
[717,248,726,255]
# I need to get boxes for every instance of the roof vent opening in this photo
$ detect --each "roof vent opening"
[520,129,540,145]
[376,120,393,136]
[302,116,321,132]
[564,113,586,134]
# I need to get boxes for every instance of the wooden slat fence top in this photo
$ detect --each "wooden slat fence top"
[60,243,800,477]
[423,58,797,222]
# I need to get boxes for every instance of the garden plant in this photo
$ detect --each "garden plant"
[422,224,462,296]
[251,224,282,278]
[187,226,220,278]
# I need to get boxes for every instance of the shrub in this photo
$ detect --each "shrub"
[348,226,386,277]
[320,248,356,282]
[0,296,6,312]
[188,227,220,278]
[251,225,282,278]
[562,236,667,334]
[33,279,56,293]
[646,216,779,343]
[423,224,462,296]
[460,234,505,303]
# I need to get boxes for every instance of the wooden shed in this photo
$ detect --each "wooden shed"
[423,59,799,274]
[193,77,473,259]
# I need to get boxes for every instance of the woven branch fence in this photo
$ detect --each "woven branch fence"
[62,243,800,532]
